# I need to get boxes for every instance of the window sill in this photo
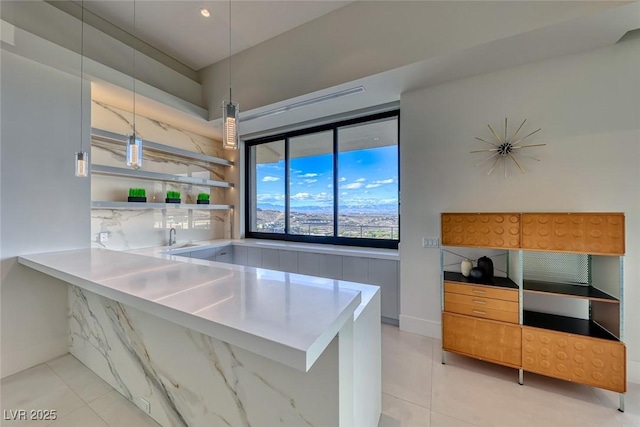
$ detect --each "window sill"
[234,239,399,261]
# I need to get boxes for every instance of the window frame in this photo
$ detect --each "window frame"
[245,110,400,249]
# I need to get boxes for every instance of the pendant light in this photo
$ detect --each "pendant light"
[222,0,239,150]
[75,0,88,177]
[126,0,143,168]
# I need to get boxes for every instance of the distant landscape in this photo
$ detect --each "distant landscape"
[256,206,399,239]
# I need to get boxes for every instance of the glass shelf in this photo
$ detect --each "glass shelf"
[91,201,233,210]
[91,128,233,167]
[91,165,233,188]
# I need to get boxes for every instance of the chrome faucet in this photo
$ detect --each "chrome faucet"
[169,227,177,245]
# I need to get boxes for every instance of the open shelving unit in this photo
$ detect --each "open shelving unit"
[91,128,233,167]
[92,165,234,189]
[90,128,234,215]
[440,212,626,411]
[91,201,233,210]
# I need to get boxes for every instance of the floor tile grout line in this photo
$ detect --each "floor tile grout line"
[46,354,112,405]
[431,408,482,427]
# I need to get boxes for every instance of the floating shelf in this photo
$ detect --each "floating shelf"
[92,165,233,188]
[91,201,233,210]
[523,280,619,303]
[523,310,619,341]
[444,271,519,290]
[91,128,233,167]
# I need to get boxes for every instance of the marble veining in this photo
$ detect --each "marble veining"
[91,101,230,251]
[70,287,341,427]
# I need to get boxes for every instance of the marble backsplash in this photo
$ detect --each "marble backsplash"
[69,286,339,427]
[91,101,233,250]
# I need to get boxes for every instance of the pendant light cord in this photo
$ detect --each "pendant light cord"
[132,0,136,136]
[79,0,84,153]
[228,0,232,102]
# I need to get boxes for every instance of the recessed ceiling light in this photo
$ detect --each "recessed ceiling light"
[200,8,211,18]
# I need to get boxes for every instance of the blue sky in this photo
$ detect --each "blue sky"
[256,145,398,211]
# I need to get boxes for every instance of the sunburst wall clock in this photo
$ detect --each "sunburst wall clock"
[471,118,545,178]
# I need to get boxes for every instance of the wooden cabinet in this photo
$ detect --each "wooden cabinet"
[441,212,626,408]
[522,326,626,393]
[521,213,624,255]
[443,312,521,368]
[441,213,520,249]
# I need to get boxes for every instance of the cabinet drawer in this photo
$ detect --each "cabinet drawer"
[445,301,519,324]
[444,281,518,302]
[522,327,626,393]
[521,213,624,255]
[441,213,521,249]
[444,292,518,312]
[443,312,521,368]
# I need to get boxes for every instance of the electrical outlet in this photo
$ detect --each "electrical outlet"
[138,397,150,414]
[99,232,108,243]
[422,237,440,248]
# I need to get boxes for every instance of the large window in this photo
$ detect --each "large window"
[246,111,399,248]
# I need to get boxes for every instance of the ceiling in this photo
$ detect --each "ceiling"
[80,0,353,71]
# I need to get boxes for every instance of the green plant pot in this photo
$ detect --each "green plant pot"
[128,197,147,202]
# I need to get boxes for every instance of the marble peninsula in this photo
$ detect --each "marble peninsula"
[19,247,381,427]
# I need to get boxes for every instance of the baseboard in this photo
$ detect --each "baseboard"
[628,360,640,384]
[399,315,441,339]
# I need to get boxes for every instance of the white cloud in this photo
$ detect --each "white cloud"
[301,173,318,178]
[341,192,348,196]
[291,192,311,201]
[339,177,347,182]
[303,179,317,184]
[355,178,366,182]
[256,193,285,202]
[291,192,332,202]
[365,184,382,189]
[341,183,363,190]
[373,178,394,185]
[262,176,280,182]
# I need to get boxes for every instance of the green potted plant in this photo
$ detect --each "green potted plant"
[128,188,146,202]
[197,193,210,205]
[166,190,181,204]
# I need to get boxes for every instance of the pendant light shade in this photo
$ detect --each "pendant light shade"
[126,134,143,169]
[75,1,88,177]
[222,100,239,150]
[126,0,143,168]
[75,151,88,177]
[222,0,239,150]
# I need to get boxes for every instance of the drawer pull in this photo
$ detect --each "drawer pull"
[472,289,486,294]
[473,310,487,315]
[472,300,486,305]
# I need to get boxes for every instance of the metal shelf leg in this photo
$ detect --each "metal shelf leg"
[619,394,625,412]
[442,349,446,365]
[518,369,524,385]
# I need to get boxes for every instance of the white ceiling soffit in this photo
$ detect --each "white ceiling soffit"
[237,1,640,139]
[80,0,353,71]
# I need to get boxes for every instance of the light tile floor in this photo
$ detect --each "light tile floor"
[1,324,638,426]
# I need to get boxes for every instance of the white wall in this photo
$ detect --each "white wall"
[199,1,623,119]
[0,51,91,377]
[400,34,640,378]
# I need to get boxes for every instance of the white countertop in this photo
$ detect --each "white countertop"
[130,238,399,260]
[19,248,374,372]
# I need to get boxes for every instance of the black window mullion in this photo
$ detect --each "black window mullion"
[332,127,339,243]
[284,137,290,235]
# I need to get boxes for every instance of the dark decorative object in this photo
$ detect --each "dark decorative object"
[468,267,484,281]
[477,256,494,280]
